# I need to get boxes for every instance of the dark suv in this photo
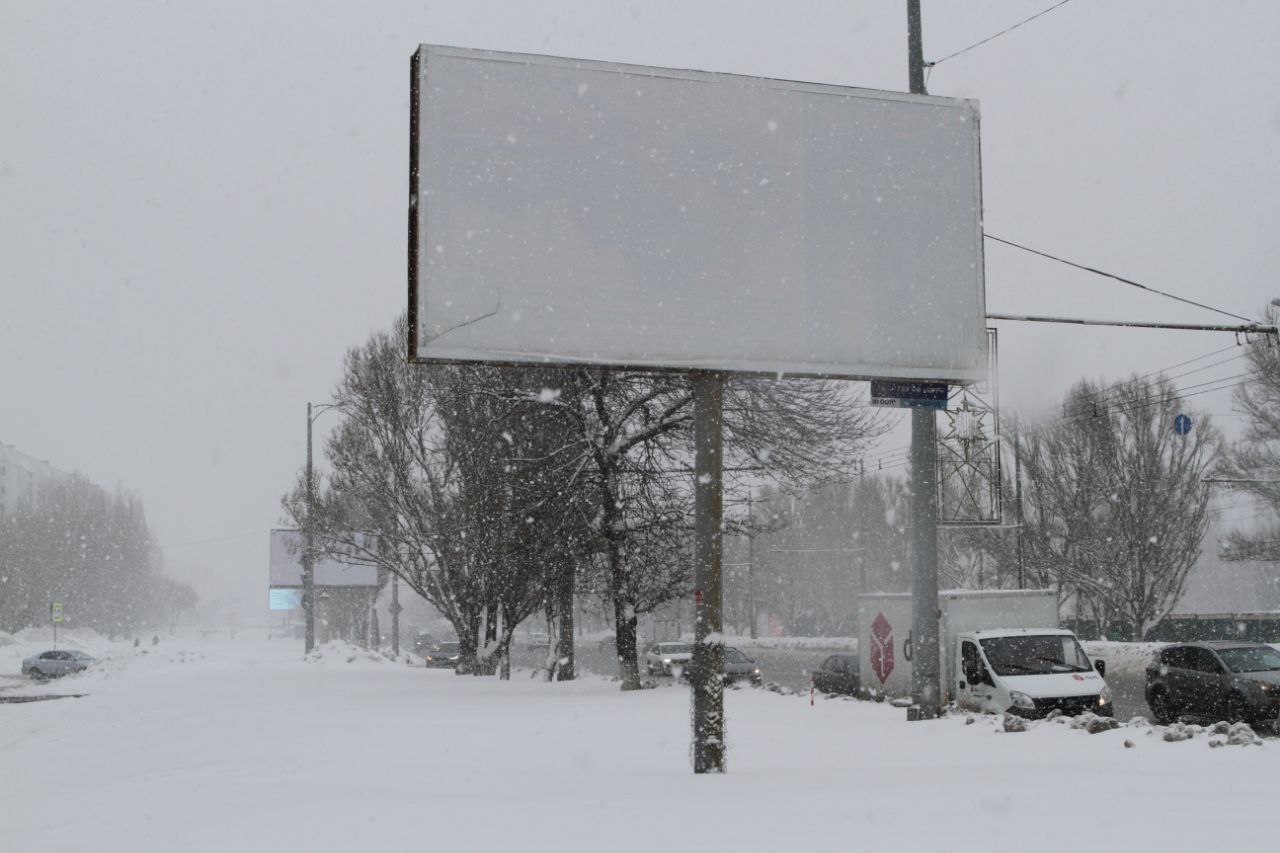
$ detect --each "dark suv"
[1145,641,1280,726]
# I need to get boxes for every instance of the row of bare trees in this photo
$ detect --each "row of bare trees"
[283,316,890,687]
[0,475,196,635]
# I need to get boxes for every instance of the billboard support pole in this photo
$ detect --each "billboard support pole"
[691,371,726,773]
[907,0,942,721]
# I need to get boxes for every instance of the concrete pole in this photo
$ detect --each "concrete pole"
[303,403,317,655]
[907,0,926,96]
[691,372,725,774]
[906,0,942,720]
[909,408,941,718]
[747,490,757,640]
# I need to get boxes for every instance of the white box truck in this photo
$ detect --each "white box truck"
[856,590,1112,718]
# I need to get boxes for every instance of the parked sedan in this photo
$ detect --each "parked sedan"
[811,653,860,696]
[1145,641,1280,726]
[722,647,762,686]
[645,642,694,676]
[423,642,461,669]
[22,650,95,679]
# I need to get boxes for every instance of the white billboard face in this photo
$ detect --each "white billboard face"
[411,46,986,382]
[268,530,378,587]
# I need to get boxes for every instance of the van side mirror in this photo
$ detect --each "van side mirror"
[1094,660,1106,678]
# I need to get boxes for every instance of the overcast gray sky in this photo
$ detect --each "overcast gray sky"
[3,1,1277,618]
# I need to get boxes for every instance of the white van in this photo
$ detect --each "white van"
[955,628,1112,718]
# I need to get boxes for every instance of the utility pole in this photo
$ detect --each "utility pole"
[303,402,317,655]
[1014,445,1025,589]
[691,372,725,774]
[906,0,942,721]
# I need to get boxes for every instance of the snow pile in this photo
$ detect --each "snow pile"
[303,639,390,666]
[1159,720,1262,747]
[988,707,1266,748]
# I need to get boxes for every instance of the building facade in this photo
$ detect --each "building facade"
[0,442,69,516]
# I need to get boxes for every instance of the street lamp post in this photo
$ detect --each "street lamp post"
[304,401,339,654]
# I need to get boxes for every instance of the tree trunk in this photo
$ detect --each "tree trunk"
[498,630,513,680]
[456,615,479,674]
[555,561,576,681]
[474,603,500,676]
[614,594,641,690]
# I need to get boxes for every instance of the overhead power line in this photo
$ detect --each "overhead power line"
[985,233,1255,324]
[928,0,1075,68]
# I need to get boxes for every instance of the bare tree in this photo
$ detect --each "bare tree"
[530,369,890,687]
[282,320,585,676]
[1013,376,1218,639]
[1217,324,1280,562]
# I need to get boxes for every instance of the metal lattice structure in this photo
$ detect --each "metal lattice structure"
[937,329,1002,525]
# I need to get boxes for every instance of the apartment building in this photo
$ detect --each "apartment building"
[0,442,69,516]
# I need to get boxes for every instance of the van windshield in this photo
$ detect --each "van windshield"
[979,635,1092,676]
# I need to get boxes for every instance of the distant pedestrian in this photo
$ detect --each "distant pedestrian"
[151,634,159,646]
[133,637,140,648]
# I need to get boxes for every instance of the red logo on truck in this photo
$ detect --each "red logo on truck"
[870,612,894,683]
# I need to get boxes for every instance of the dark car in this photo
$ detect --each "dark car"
[1145,641,1280,726]
[412,633,436,655]
[22,650,95,679]
[811,654,860,696]
[722,647,762,686]
[423,641,461,669]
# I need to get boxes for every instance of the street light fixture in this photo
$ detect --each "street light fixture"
[304,401,340,654]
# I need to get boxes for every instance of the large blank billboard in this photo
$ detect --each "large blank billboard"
[410,45,986,383]
[268,530,378,588]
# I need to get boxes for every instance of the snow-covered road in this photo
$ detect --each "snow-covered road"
[0,630,1272,852]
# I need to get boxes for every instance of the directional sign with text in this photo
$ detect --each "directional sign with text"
[870,380,949,410]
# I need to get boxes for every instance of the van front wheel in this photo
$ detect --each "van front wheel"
[1148,688,1176,725]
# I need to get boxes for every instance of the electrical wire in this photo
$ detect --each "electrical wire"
[860,371,1254,480]
[1059,343,1248,418]
[985,233,1254,323]
[928,0,1076,68]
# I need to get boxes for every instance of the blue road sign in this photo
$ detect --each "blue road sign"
[1174,414,1192,436]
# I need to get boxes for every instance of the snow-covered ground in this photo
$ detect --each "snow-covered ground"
[0,630,1274,852]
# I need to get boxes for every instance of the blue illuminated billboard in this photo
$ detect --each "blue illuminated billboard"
[269,588,302,611]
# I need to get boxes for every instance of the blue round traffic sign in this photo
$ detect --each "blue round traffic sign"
[1173,414,1192,436]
